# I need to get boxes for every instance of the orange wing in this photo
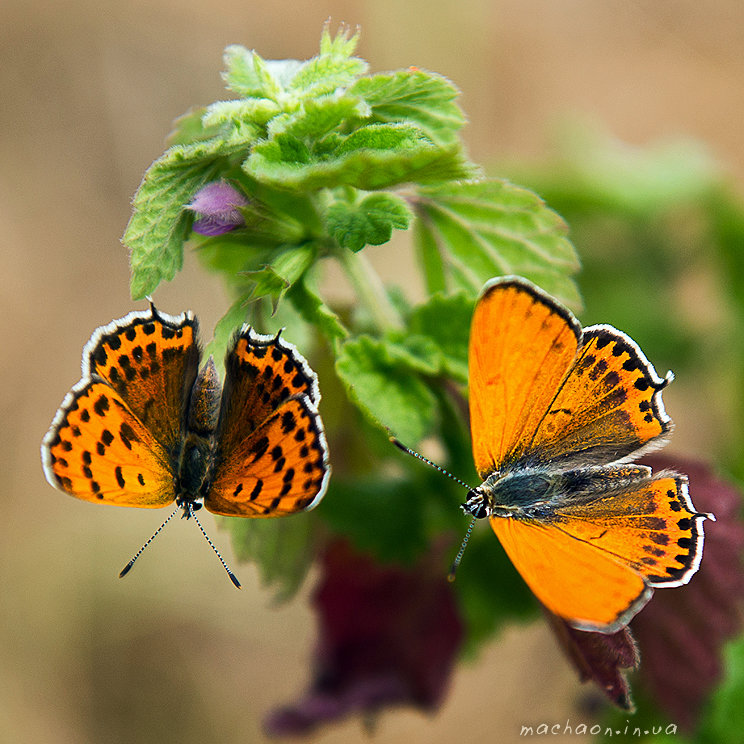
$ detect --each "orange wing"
[468,277,581,478]
[525,326,672,467]
[551,473,707,587]
[42,381,174,507]
[42,306,200,508]
[84,305,199,453]
[205,328,330,516]
[490,516,652,633]
[206,395,329,516]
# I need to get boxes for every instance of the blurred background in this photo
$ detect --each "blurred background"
[2,1,742,742]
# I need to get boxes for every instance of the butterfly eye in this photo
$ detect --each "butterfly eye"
[462,493,489,520]
[472,503,490,519]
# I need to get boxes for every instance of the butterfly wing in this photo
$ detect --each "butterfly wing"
[490,515,652,632]
[84,305,200,453]
[525,325,672,467]
[550,473,707,588]
[468,277,581,478]
[42,306,200,508]
[490,472,708,631]
[204,328,330,517]
[42,380,175,506]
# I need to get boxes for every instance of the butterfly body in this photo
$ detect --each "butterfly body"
[42,304,330,576]
[458,276,711,633]
[466,463,656,517]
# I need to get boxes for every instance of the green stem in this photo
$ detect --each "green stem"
[336,248,404,332]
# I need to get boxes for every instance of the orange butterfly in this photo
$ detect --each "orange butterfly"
[397,276,711,632]
[41,304,330,585]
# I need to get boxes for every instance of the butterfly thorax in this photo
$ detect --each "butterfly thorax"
[174,357,222,515]
[462,464,655,522]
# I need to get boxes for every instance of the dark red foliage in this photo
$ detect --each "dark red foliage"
[264,540,463,737]
[546,613,639,711]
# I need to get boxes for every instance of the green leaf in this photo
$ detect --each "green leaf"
[203,98,281,129]
[287,277,349,351]
[195,233,273,279]
[167,106,224,146]
[413,179,581,309]
[414,218,447,295]
[268,92,370,141]
[317,476,428,563]
[319,22,360,58]
[351,69,465,145]
[222,45,282,99]
[409,292,473,382]
[226,514,317,602]
[125,133,251,299]
[246,123,473,191]
[326,192,411,252]
[203,298,251,372]
[383,332,443,375]
[247,243,316,303]
[695,636,744,744]
[335,335,438,443]
[289,25,368,98]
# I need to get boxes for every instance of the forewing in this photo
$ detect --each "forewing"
[490,516,652,633]
[85,306,199,453]
[217,327,320,439]
[42,381,175,507]
[526,326,672,467]
[469,277,580,478]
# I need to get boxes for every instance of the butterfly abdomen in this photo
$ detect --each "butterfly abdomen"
[175,434,213,506]
[175,358,223,506]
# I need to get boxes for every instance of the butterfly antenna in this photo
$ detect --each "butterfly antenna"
[188,503,242,588]
[389,436,473,492]
[448,516,477,582]
[119,506,179,579]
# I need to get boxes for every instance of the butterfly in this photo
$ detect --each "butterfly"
[395,276,712,633]
[41,303,330,586]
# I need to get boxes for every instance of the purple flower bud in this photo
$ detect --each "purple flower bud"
[187,181,248,236]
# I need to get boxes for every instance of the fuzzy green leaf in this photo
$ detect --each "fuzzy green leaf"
[319,23,360,58]
[246,123,473,191]
[289,25,367,98]
[335,335,438,444]
[413,179,581,308]
[125,132,252,298]
[247,243,315,303]
[268,92,370,140]
[351,69,465,145]
[167,106,225,146]
[222,45,283,99]
[326,192,411,252]
[203,98,282,129]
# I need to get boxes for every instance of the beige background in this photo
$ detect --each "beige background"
[2,2,741,742]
